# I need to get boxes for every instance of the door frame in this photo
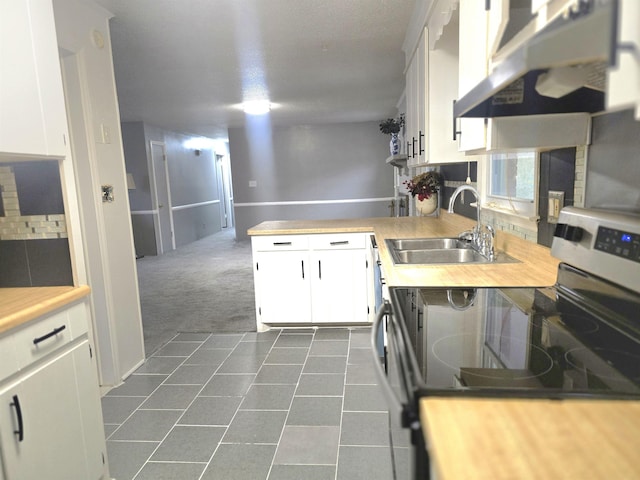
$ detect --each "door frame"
[149,140,175,253]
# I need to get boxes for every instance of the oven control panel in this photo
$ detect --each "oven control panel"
[595,227,640,263]
[552,207,640,294]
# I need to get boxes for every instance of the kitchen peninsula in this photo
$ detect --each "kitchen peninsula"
[248,211,559,289]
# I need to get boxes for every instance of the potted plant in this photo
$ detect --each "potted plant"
[379,115,404,155]
[404,171,443,215]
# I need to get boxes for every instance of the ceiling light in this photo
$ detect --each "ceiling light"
[242,100,271,115]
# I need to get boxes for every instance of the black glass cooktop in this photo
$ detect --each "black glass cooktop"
[393,265,640,399]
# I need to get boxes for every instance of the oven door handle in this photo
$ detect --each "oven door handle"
[371,302,403,415]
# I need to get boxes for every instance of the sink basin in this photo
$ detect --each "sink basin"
[385,237,520,265]
[387,237,469,250]
[393,248,488,264]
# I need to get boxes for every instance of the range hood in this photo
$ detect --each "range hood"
[454,1,618,119]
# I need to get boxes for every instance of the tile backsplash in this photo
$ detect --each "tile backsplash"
[0,162,73,287]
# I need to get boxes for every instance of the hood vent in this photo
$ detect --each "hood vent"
[454,0,617,119]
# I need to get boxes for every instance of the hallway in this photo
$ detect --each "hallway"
[135,228,255,355]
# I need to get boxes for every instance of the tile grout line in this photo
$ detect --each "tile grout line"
[264,327,313,480]
[196,329,285,480]
[129,332,244,480]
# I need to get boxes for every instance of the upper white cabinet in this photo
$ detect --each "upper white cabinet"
[457,0,489,152]
[406,28,428,167]
[0,0,68,157]
[607,0,640,118]
[427,5,467,164]
[404,1,467,166]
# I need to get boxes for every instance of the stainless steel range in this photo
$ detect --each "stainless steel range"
[372,207,640,480]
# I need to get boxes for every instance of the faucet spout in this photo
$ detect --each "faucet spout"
[448,185,481,226]
[447,185,497,260]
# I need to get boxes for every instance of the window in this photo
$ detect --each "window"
[486,151,538,218]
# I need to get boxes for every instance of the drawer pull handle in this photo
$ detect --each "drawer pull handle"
[273,242,292,246]
[329,241,349,246]
[33,325,67,345]
[11,395,24,442]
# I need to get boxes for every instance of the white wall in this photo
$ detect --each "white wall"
[54,0,145,385]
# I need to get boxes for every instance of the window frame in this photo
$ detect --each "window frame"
[483,150,540,220]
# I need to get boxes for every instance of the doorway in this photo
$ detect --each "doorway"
[149,140,175,254]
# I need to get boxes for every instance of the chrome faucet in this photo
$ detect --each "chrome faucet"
[448,185,495,260]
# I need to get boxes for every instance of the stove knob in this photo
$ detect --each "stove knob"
[553,223,584,242]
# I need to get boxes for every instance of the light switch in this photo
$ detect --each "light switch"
[547,191,564,224]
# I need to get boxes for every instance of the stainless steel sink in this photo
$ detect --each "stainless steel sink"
[385,237,520,265]
[387,237,469,250]
[393,248,488,264]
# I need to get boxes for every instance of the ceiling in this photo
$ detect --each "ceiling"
[92,0,417,141]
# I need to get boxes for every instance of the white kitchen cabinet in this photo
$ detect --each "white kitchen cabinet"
[0,0,68,157]
[405,16,466,166]
[252,233,373,330]
[457,0,488,152]
[405,29,427,167]
[310,235,369,324]
[607,0,640,118]
[0,300,108,479]
[426,6,468,165]
[252,235,311,326]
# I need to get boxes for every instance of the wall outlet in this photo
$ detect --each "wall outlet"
[100,124,111,144]
[249,180,257,187]
[548,191,565,224]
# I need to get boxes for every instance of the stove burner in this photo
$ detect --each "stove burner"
[551,314,600,335]
[564,347,640,381]
[431,333,554,380]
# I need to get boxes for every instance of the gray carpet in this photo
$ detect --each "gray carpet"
[135,228,256,356]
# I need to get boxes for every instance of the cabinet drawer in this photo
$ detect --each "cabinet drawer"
[253,235,309,251]
[66,301,89,339]
[13,307,74,369]
[0,332,17,383]
[309,233,366,250]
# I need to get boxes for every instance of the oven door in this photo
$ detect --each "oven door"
[371,293,428,480]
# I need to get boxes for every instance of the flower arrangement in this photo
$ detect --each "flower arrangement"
[379,114,405,135]
[404,171,443,201]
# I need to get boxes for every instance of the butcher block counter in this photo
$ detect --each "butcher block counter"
[0,285,90,334]
[248,212,559,287]
[420,397,640,479]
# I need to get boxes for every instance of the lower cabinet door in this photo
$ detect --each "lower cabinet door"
[0,348,87,480]
[73,340,109,479]
[311,249,368,323]
[256,250,312,324]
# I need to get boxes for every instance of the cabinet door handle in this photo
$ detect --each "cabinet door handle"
[406,140,412,158]
[301,260,305,279]
[419,131,425,155]
[412,137,417,158]
[33,325,66,345]
[11,395,24,442]
[273,242,292,246]
[318,260,322,279]
[329,241,349,246]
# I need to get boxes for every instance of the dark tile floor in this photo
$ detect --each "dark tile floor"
[102,328,393,480]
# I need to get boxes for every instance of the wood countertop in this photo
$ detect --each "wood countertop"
[248,212,560,288]
[0,286,91,335]
[420,397,640,479]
